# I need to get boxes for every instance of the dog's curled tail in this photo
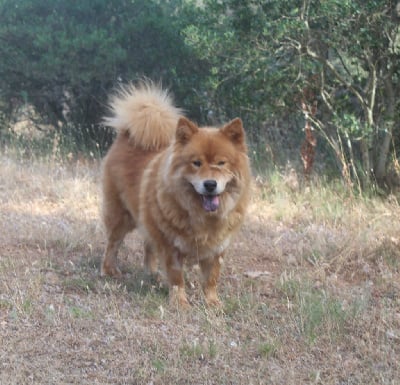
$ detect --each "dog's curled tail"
[104,82,182,151]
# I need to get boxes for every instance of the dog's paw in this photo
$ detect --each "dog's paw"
[205,295,222,308]
[101,263,122,278]
[204,289,222,307]
[169,286,191,310]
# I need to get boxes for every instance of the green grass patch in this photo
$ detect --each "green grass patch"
[258,341,278,358]
[62,276,97,294]
[0,299,13,311]
[279,277,353,344]
[67,304,93,319]
[152,358,166,374]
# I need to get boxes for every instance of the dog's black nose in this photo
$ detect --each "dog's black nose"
[203,179,217,193]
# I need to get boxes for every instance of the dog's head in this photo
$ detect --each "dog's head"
[170,117,249,214]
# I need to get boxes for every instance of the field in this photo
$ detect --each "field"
[1,147,399,384]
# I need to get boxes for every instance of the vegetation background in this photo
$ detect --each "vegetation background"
[1,0,399,189]
[1,1,400,384]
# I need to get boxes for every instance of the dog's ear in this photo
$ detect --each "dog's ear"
[221,118,247,151]
[176,117,199,144]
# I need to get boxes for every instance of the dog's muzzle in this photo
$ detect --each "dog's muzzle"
[201,179,220,212]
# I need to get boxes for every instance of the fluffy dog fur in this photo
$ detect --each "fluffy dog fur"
[101,82,251,307]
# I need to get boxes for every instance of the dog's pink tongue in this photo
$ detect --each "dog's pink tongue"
[202,195,220,212]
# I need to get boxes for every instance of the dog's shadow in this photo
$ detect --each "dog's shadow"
[85,256,168,298]
[117,268,169,298]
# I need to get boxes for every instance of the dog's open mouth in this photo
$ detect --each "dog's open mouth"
[201,194,220,212]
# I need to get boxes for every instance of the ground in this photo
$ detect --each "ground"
[0,151,399,384]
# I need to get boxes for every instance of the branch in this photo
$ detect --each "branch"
[305,46,367,109]
[319,69,334,113]
[334,48,354,80]
[365,53,377,122]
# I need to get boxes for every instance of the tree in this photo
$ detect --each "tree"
[0,0,205,151]
[1,0,399,188]
[297,0,400,188]
[182,0,400,189]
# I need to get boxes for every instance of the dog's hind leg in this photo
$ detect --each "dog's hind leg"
[101,204,135,277]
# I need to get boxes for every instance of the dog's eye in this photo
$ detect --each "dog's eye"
[217,161,226,166]
[192,160,202,168]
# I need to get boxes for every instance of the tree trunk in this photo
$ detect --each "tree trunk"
[375,75,395,182]
[360,137,371,187]
[375,128,392,182]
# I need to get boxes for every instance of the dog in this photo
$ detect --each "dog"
[101,81,251,307]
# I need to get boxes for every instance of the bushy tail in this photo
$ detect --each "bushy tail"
[103,81,182,151]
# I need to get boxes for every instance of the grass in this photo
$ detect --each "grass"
[1,147,400,384]
[278,276,353,343]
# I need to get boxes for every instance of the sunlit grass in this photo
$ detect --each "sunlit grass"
[0,144,399,384]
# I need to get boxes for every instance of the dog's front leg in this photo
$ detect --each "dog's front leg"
[165,252,190,309]
[200,254,223,307]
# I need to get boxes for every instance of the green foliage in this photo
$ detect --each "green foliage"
[182,0,400,186]
[181,0,306,142]
[1,0,399,187]
[0,0,205,151]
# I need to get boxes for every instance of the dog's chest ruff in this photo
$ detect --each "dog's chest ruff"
[173,232,231,261]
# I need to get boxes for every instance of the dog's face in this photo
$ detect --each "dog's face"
[169,117,248,213]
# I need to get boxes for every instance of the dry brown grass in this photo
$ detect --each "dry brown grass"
[1,149,399,384]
